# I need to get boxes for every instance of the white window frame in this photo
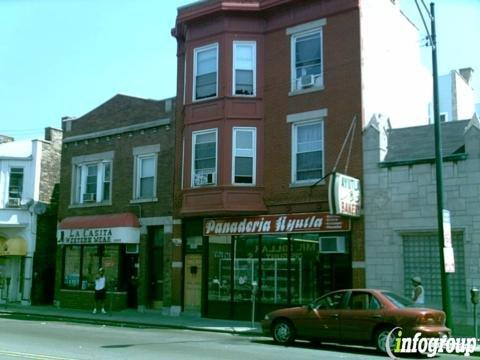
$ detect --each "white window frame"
[288,109,327,186]
[193,43,219,102]
[191,128,218,187]
[71,152,114,206]
[133,154,158,201]
[232,127,256,185]
[287,18,326,94]
[74,161,112,204]
[8,167,24,200]
[232,41,256,97]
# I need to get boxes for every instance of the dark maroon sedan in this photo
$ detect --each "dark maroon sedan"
[261,289,451,352]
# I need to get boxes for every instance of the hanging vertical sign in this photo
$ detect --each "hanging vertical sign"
[328,172,361,217]
[442,209,452,248]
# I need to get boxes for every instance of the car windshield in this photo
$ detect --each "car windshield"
[381,291,414,308]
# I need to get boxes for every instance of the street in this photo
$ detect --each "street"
[0,314,463,360]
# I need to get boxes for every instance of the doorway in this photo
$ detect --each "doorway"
[148,226,164,309]
[184,254,202,312]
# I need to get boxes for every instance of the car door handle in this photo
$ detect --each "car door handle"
[330,314,339,318]
[371,314,383,319]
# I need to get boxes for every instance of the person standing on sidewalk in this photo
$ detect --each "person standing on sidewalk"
[93,268,107,314]
[411,276,425,305]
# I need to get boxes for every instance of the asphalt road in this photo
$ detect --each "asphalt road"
[0,314,463,360]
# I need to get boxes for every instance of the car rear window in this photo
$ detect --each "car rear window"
[381,291,414,308]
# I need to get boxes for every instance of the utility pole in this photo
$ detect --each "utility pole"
[429,2,453,331]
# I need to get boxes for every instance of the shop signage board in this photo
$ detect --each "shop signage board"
[443,247,455,273]
[204,212,350,236]
[57,227,140,245]
[328,172,361,217]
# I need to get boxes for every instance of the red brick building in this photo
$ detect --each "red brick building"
[55,95,176,312]
[172,0,370,320]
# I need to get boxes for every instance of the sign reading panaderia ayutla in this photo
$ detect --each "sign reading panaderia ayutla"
[204,212,350,236]
[57,227,140,245]
[328,172,361,217]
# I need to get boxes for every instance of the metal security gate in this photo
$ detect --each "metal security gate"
[403,232,465,307]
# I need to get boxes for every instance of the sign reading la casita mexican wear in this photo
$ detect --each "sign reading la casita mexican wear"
[57,227,140,245]
[204,212,350,236]
[328,172,361,217]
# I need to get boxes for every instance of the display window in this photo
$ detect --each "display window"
[62,245,121,291]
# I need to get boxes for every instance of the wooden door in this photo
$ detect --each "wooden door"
[184,254,202,312]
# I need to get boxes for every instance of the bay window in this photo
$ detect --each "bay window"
[192,129,217,187]
[233,41,256,96]
[194,43,218,101]
[232,127,256,185]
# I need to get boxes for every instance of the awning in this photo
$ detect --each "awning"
[57,213,140,245]
[58,212,140,229]
[0,236,27,256]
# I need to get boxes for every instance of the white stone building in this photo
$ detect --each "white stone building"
[0,128,62,304]
[364,113,480,325]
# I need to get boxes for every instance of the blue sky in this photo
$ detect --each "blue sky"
[0,0,479,140]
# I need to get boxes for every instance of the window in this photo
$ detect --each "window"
[288,19,325,92]
[314,291,346,310]
[135,155,156,200]
[73,158,112,205]
[192,129,217,187]
[9,167,24,200]
[193,43,218,101]
[233,41,256,96]
[62,245,120,290]
[292,120,323,183]
[232,128,256,185]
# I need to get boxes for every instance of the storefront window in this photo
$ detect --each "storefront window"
[83,246,100,289]
[102,245,120,290]
[291,233,319,304]
[233,235,259,301]
[261,235,289,305]
[208,236,232,302]
[63,246,81,289]
[62,245,122,291]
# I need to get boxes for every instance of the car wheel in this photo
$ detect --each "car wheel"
[375,327,395,353]
[272,319,295,345]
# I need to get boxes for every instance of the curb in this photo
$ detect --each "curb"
[0,310,263,337]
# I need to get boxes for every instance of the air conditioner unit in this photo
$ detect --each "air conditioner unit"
[194,171,216,186]
[319,236,347,254]
[126,244,139,254]
[7,198,21,208]
[296,75,315,89]
[82,193,96,202]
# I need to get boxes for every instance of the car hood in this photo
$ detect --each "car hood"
[268,306,306,319]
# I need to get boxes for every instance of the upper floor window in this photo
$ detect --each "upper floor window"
[72,151,113,205]
[132,144,160,202]
[193,43,218,101]
[288,19,325,92]
[6,167,24,207]
[233,41,256,96]
[292,120,323,184]
[8,167,24,199]
[192,129,217,187]
[232,127,256,185]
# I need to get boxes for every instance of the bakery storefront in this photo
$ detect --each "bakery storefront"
[202,212,352,320]
[56,213,140,310]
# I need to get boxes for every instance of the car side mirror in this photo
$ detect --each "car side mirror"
[305,303,314,311]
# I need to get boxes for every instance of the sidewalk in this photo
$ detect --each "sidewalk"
[0,303,263,336]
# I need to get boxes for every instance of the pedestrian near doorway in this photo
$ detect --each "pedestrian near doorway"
[411,276,425,305]
[93,268,107,314]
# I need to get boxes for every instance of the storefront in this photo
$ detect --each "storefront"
[56,213,140,310]
[0,235,28,303]
[183,212,352,321]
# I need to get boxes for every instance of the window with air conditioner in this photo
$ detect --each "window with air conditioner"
[232,127,256,185]
[192,129,217,187]
[319,236,346,253]
[288,19,325,93]
[193,43,218,101]
[233,41,256,96]
[8,167,23,206]
[72,154,112,205]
